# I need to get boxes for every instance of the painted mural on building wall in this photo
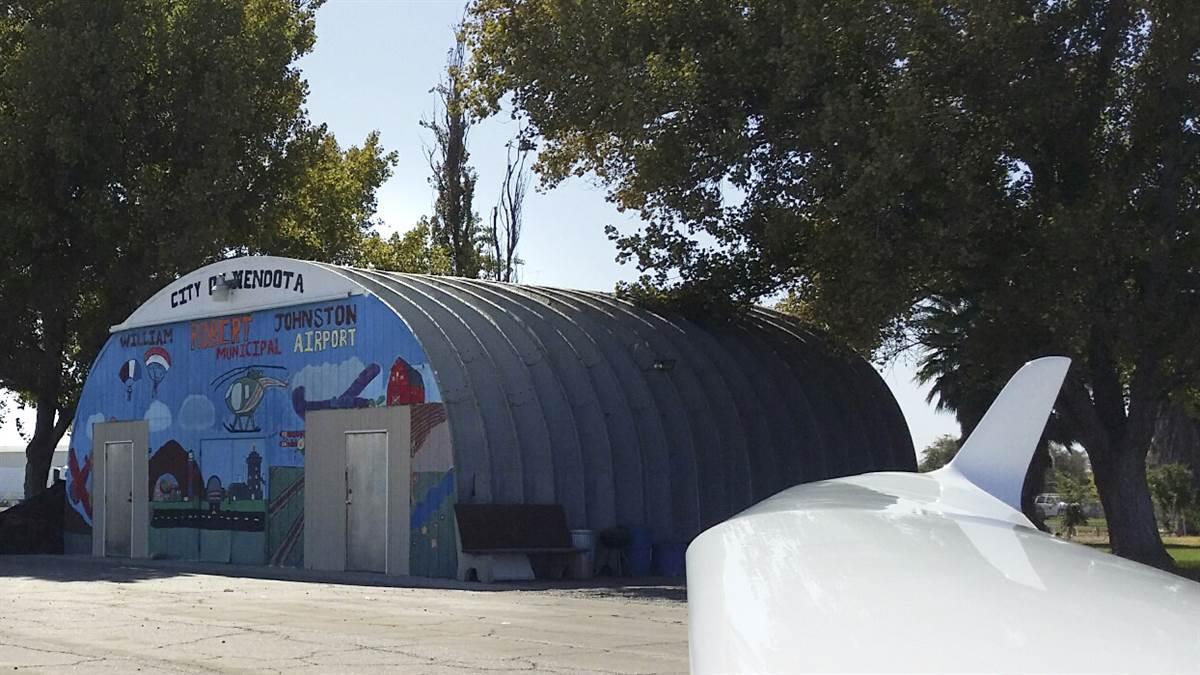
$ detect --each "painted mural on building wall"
[67,293,458,576]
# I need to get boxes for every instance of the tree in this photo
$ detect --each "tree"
[488,127,532,282]
[909,298,1058,529]
[1049,445,1091,488]
[1150,404,1200,486]
[918,435,960,473]
[0,0,392,497]
[465,0,1200,569]
[1148,463,1196,536]
[1052,470,1098,539]
[245,130,398,264]
[423,24,483,278]
[358,217,454,275]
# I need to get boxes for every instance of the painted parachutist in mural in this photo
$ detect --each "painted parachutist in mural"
[144,346,172,396]
[118,359,141,400]
[210,365,287,433]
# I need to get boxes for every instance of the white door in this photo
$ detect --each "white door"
[345,431,388,572]
[104,441,133,557]
[304,407,409,575]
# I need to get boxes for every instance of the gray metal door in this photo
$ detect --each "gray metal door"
[345,431,387,572]
[104,441,133,557]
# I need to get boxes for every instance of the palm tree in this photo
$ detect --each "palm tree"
[913,295,1058,529]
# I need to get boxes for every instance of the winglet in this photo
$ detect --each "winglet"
[935,356,1071,510]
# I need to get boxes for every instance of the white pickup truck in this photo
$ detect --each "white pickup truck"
[1034,492,1068,518]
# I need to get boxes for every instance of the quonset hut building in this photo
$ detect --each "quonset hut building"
[65,256,914,577]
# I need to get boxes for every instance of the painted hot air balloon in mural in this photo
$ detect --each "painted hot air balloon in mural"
[144,347,172,396]
[118,359,141,400]
[211,365,287,433]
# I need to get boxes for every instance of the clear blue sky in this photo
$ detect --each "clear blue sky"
[0,0,959,455]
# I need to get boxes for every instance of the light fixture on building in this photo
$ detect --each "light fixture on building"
[211,274,234,302]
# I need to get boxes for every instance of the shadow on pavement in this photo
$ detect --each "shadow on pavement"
[0,554,687,600]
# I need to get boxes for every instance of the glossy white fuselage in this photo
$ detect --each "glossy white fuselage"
[687,469,1200,673]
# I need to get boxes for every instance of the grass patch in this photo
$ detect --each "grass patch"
[1078,536,1200,580]
[1042,515,1108,544]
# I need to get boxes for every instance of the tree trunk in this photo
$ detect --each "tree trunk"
[1091,444,1173,569]
[22,316,72,499]
[23,397,61,498]
[1022,440,1052,532]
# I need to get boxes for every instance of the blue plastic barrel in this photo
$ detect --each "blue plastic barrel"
[653,542,687,577]
[628,526,653,576]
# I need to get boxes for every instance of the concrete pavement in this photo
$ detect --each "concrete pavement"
[0,556,688,674]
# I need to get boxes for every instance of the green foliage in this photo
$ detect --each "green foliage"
[917,434,960,473]
[1049,445,1091,487]
[246,130,398,264]
[1149,463,1197,535]
[1056,472,1098,539]
[0,0,391,495]
[465,0,1200,568]
[357,217,454,275]
[1058,472,1099,507]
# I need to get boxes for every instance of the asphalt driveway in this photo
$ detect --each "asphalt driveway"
[0,555,688,674]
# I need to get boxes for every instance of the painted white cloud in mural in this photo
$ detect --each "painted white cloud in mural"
[289,356,370,402]
[178,394,216,431]
[144,400,173,433]
[82,412,107,441]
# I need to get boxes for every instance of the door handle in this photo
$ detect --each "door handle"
[346,488,353,505]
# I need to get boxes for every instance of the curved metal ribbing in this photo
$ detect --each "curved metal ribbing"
[517,287,658,536]
[670,315,773,510]
[375,272,525,503]
[317,266,497,502]
[474,282,621,529]
[431,278,589,526]
[403,276,556,505]
[702,324,790,497]
[556,289,721,533]
[748,313,856,479]
[571,290,748,530]
[544,291,679,539]
[761,310,915,472]
[752,313,877,478]
[317,264,913,541]
[581,292,755,520]
[729,323,826,493]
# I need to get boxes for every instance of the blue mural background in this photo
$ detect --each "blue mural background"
[66,294,458,576]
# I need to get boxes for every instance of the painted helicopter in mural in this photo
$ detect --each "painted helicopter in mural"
[210,365,287,433]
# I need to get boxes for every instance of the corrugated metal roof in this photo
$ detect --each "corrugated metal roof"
[110,256,914,542]
[315,265,916,541]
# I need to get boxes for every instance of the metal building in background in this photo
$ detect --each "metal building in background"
[65,256,914,577]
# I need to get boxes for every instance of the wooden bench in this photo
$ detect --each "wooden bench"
[454,504,582,582]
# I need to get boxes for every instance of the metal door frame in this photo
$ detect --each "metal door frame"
[91,420,149,559]
[344,429,389,572]
[102,441,134,557]
[304,407,411,575]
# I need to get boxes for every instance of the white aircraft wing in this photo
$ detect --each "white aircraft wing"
[687,357,1200,673]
